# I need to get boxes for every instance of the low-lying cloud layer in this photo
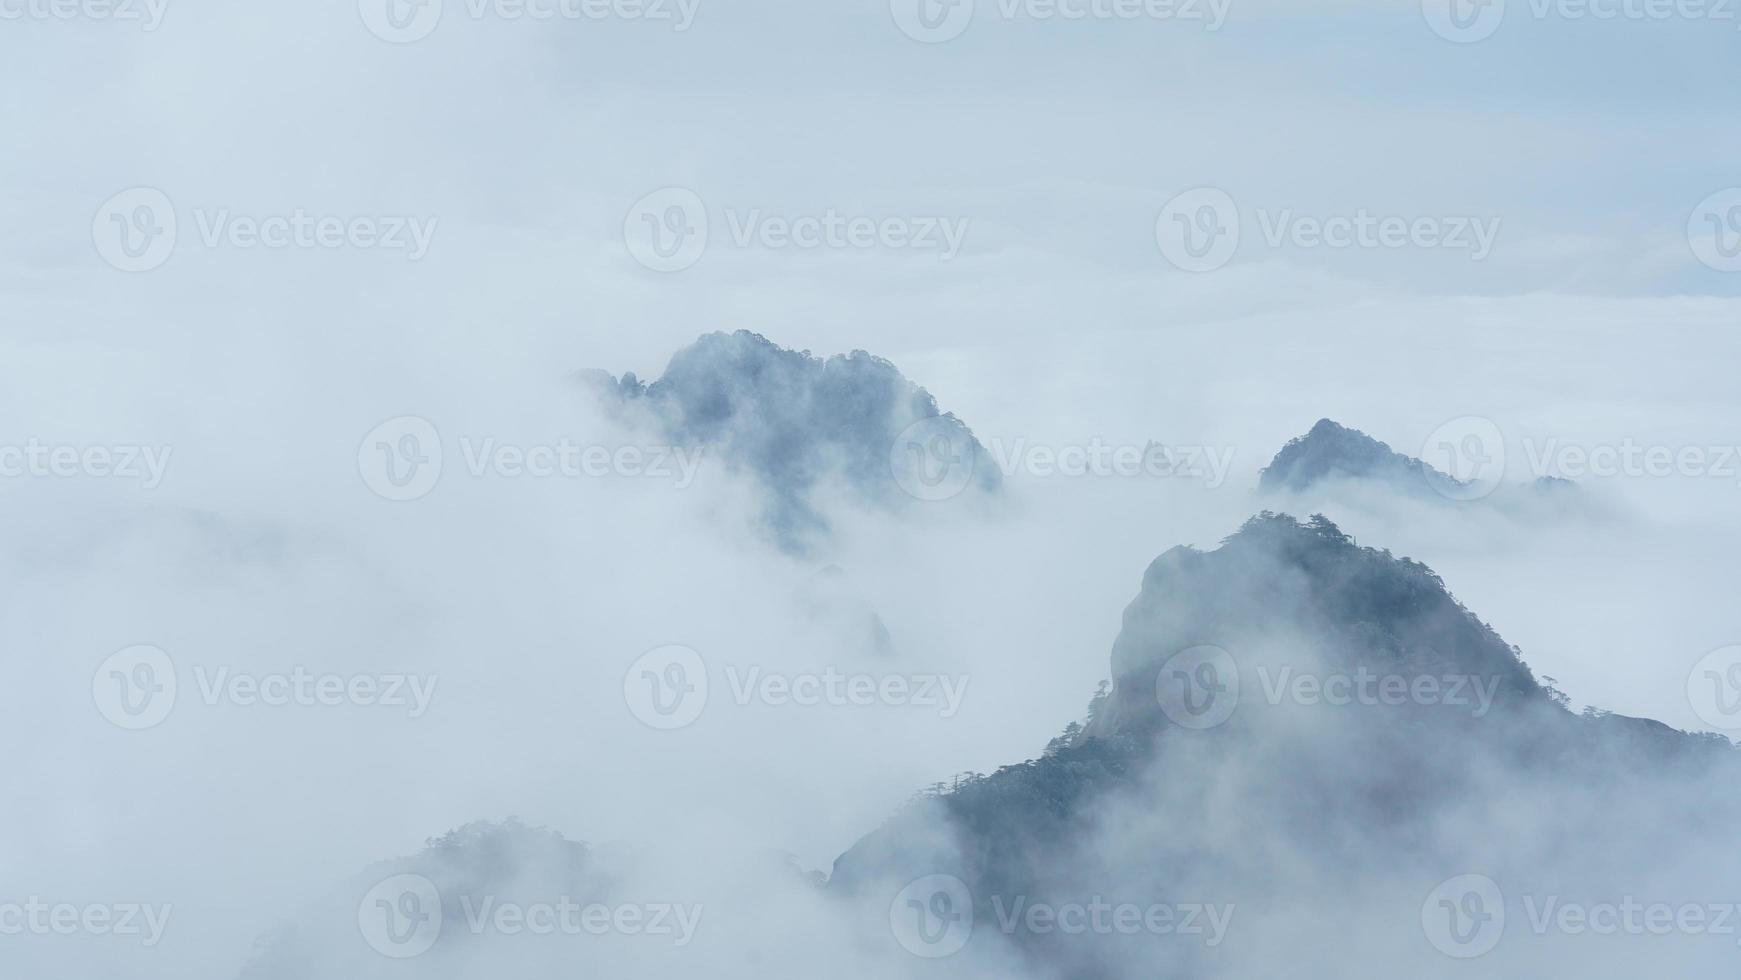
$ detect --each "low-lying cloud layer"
[7,2,1740,976]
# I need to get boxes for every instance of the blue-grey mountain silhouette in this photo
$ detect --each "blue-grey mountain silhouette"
[830,513,1733,975]
[797,564,894,658]
[243,516,1728,979]
[1258,418,1453,495]
[582,331,999,553]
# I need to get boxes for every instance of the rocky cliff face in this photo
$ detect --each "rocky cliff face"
[1258,418,1450,495]
[829,513,1736,977]
[1085,511,1544,737]
[582,331,999,553]
[239,515,1737,979]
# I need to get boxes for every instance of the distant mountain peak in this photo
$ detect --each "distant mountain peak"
[582,332,999,554]
[796,563,894,658]
[1088,510,1544,737]
[1258,418,1451,495]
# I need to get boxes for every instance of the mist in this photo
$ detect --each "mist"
[6,0,1741,977]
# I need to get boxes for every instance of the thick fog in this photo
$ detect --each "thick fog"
[4,1,1740,978]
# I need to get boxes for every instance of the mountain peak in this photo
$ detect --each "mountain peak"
[1089,510,1544,737]
[583,332,999,554]
[1258,418,1448,494]
[829,515,1736,979]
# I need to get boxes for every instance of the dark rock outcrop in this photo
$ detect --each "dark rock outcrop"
[583,331,999,553]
